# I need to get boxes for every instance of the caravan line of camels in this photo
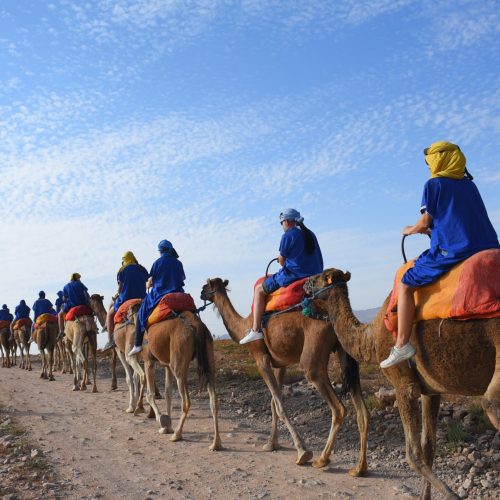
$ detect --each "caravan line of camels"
[1,266,499,500]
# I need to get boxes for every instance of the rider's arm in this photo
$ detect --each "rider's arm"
[146,277,153,290]
[403,212,432,236]
[278,254,285,266]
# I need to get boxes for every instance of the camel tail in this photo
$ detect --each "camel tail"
[338,348,360,398]
[195,322,213,392]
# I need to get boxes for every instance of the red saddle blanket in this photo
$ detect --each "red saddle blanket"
[147,293,196,327]
[252,277,308,313]
[385,248,500,337]
[65,305,93,321]
[34,314,57,329]
[114,299,142,324]
[0,320,10,329]
[14,318,32,329]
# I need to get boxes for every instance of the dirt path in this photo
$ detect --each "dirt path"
[0,361,417,500]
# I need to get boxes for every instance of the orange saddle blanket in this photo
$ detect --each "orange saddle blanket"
[0,320,11,329]
[35,314,57,329]
[384,248,500,337]
[14,318,32,329]
[114,299,142,324]
[147,293,196,327]
[65,305,93,321]
[252,277,308,313]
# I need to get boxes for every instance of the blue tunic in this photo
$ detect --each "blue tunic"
[274,227,324,287]
[403,177,499,287]
[32,299,56,320]
[137,254,186,331]
[63,281,90,311]
[114,264,149,312]
[14,303,31,321]
[0,308,13,322]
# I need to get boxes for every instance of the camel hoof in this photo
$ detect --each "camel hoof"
[209,440,222,451]
[72,386,80,391]
[262,441,280,452]
[133,407,145,416]
[126,407,134,414]
[28,367,32,371]
[49,376,55,381]
[81,386,87,391]
[92,387,98,393]
[147,408,155,419]
[159,427,173,435]
[313,457,330,469]
[170,433,182,442]
[159,415,171,429]
[296,450,313,465]
[348,466,368,477]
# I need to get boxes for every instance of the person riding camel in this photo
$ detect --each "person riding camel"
[128,239,185,356]
[58,273,91,340]
[103,251,149,351]
[31,291,56,341]
[380,141,499,369]
[10,299,31,340]
[240,208,324,345]
[55,291,64,314]
[0,305,14,341]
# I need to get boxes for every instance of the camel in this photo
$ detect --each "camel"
[0,326,12,368]
[64,294,106,392]
[32,318,58,381]
[200,278,369,472]
[142,310,221,451]
[305,268,500,500]
[9,336,17,366]
[13,320,33,370]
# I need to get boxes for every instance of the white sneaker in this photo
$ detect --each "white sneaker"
[239,329,264,345]
[380,343,416,369]
[128,345,143,356]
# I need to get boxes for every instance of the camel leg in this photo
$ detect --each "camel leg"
[126,353,146,415]
[395,389,459,499]
[40,349,47,379]
[144,358,172,433]
[205,341,221,451]
[164,366,174,417]
[419,395,441,500]
[347,374,370,477]
[89,334,98,392]
[116,349,136,413]
[26,343,32,371]
[74,341,87,391]
[111,349,118,391]
[263,367,285,452]
[306,368,346,469]
[256,354,312,465]
[170,371,191,442]
[482,347,500,430]
[48,346,55,381]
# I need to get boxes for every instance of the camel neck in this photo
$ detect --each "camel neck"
[212,290,251,343]
[327,285,376,364]
[91,301,107,329]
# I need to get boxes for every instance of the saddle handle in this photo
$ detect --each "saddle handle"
[265,258,279,277]
[401,233,431,264]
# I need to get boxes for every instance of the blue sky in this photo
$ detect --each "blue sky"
[1,0,499,340]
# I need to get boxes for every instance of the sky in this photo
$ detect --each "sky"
[1,0,499,342]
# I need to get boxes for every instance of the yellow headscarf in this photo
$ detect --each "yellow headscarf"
[70,273,81,281]
[118,251,138,274]
[424,141,466,179]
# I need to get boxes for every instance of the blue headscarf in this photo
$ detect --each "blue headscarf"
[279,208,304,223]
[158,239,179,258]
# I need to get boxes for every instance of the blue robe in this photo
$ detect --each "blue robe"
[32,299,56,320]
[55,296,64,313]
[63,281,90,311]
[137,254,185,331]
[14,303,31,321]
[114,264,149,312]
[0,308,13,322]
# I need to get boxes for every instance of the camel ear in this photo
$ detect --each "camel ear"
[223,279,229,287]
[100,295,104,300]
[344,271,351,282]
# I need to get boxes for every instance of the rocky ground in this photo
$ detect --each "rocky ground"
[0,343,498,499]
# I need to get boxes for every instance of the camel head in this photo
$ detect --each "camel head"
[304,268,351,295]
[89,294,105,308]
[200,278,229,301]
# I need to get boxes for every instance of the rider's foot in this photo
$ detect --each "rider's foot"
[380,343,416,369]
[128,345,143,356]
[239,329,264,345]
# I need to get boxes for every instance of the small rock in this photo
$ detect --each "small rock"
[480,479,491,488]
[462,478,472,490]
[30,449,39,459]
[474,459,484,469]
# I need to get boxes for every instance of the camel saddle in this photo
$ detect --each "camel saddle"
[385,248,500,337]
[252,277,308,313]
[114,298,142,324]
[13,318,32,329]
[147,292,196,327]
[0,320,11,329]
[65,305,93,321]
[34,314,57,330]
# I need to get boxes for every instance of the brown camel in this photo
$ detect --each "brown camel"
[32,319,58,381]
[0,327,12,368]
[13,320,33,371]
[64,294,106,392]
[200,278,369,472]
[142,310,221,451]
[305,268,500,500]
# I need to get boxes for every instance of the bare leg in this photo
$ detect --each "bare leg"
[396,283,416,348]
[252,284,266,331]
[106,305,115,342]
[57,311,65,336]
